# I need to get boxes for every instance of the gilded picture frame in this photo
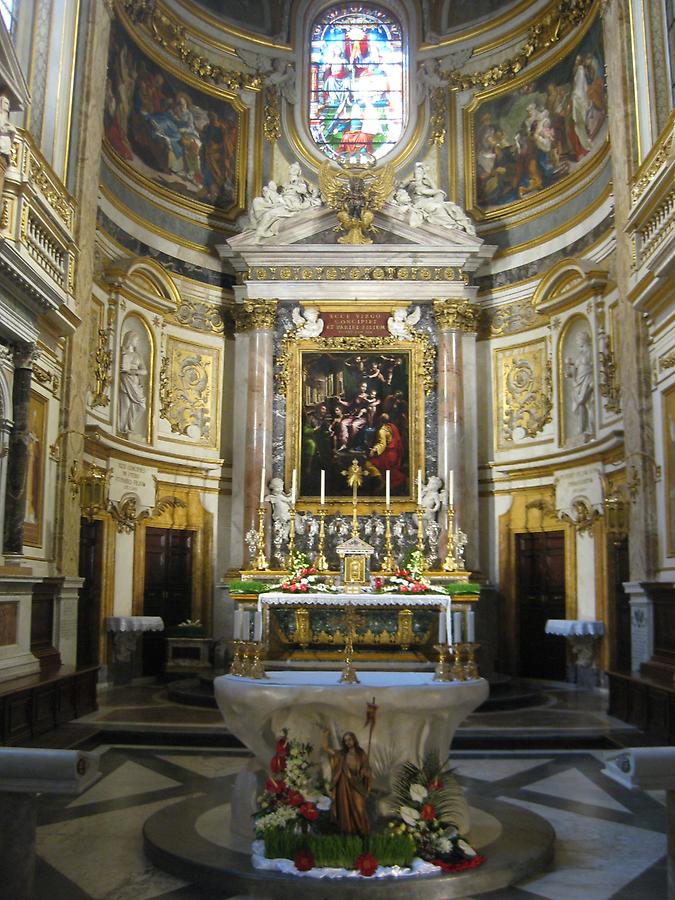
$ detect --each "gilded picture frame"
[279,333,433,510]
[23,391,48,548]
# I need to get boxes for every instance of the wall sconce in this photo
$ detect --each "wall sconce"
[604,493,628,539]
[69,461,111,521]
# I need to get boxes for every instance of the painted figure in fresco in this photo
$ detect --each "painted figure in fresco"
[368,413,405,488]
[565,331,595,439]
[118,330,148,436]
[321,729,372,836]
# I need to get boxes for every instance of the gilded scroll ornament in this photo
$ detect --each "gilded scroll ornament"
[263,86,281,143]
[446,0,594,91]
[502,352,553,441]
[90,328,113,408]
[631,118,674,203]
[660,350,675,370]
[560,498,601,535]
[109,496,150,533]
[433,299,479,333]
[167,299,225,334]
[598,332,620,413]
[159,344,216,441]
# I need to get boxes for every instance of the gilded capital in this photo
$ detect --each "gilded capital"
[235,299,278,332]
[433,299,479,333]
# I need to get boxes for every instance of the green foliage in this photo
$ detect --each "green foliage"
[307,833,364,868]
[444,582,481,595]
[263,829,305,860]
[366,832,416,867]
[228,580,271,595]
[392,751,465,831]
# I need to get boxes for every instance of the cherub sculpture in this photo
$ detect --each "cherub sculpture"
[387,306,421,341]
[291,305,324,338]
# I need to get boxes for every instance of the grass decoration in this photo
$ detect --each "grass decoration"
[367,832,416,867]
[307,834,363,868]
[263,829,306,860]
[443,582,481,594]
[228,580,271,595]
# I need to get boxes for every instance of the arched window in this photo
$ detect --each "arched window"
[309,4,405,163]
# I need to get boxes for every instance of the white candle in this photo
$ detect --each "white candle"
[320,470,325,506]
[453,611,463,643]
[233,605,241,640]
[447,605,453,645]
[290,468,297,505]
[467,610,475,643]
[438,610,446,644]
[254,610,263,642]
[240,611,250,641]
[448,469,454,507]
[417,469,422,505]
[385,470,390,506]
[260,468,266,504]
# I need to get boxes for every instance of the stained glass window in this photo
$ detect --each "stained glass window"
[309,5,405,163]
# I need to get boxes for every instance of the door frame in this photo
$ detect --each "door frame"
[132,488,213,635]
[499,487,577,675]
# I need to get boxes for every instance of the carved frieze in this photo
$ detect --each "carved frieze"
[246,265,467,283]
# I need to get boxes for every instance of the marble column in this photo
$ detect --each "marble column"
[2,343,36,558]
[241,300,276,568]
[433,300,479,570]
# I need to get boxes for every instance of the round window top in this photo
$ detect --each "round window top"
[309,5,405,164]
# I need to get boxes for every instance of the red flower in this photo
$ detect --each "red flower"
[270,754,286,774]
[275,737,288,756]
[299,801,319,821]
[427,778,444,791]
[373,577,383,590]
[431,855,485,872]
[300,584,308,592]
[421,803,436,821]
[355,852,379,877]
[287,789,305,807]
[290,584,297,592]
[265,777,285,794]
[294,848,315,872]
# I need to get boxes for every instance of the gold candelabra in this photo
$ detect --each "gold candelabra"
[450,644,466,681]
[315,508,328,572]
[287,503,296,562]
[250,641,269,679]
[416,504,425,556]
[229,640,245,675]
[432,643,451,681]
[380,507,396,573]
[442,503,457,572]
[253,504,269,571]
[339,607,361,684]
[463,642,480,680]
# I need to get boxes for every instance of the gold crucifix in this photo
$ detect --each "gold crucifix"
[339,606,364,684]
[342,459,364,539]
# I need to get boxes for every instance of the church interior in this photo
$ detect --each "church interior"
[0,0,673,897]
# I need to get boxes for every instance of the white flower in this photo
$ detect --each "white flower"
[457,838,477,857]
[400,805,421,826]
[434,837,452,854]
[409,783,428,803]
[316,795,331,811]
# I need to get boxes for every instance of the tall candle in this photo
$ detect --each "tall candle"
[233,605,241,640]
[260,468,266,504]
[254,610,263,642]
[453,611,463,643]
[385,470,390,506]
[466,610,475,643]
[240,611,250,641]
[417,469,422,505]
[448,469,454,507]
[320,470,325,506]
[438,610,447,644]
[447,605,453,645]
[290,468,297,505]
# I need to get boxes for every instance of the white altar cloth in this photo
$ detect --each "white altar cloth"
[105,616,164,632]
[214,670,488,800]
[259,591,451,608]
[545,619,605,637]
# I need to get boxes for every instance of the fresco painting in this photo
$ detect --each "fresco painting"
[105,21,241,210]
[299,350,410,499]
[309,5,404,162]
[472,18,607,210]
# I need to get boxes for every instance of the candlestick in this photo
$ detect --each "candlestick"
[339,607,361,684]
[416,504,426,558]
[442,503,457,572]
[464,643,479,680]
[287,502,296,563]
[315,507,328,571]
[417,469,422,505]
[385,469,390,507]
[451,645,466,681]
[432,644,451,682]
[380,507,395,573]
[290,468,297,505]
[253,503,269,570]
[260,468,266,504]
[448,469,454,507]
[320,469,325,506]
[250,641,269,679]
[229,640,244,676]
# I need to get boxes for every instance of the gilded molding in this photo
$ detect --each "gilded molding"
[429,86,447,147]
[501,348,553,442]
[447,0,595,91]
[263,85,281,144]
[631,115,675,204]
[481,297,548,339]
[660,350,675,371]
[236,299,278,332]
[246,264,467,283]
[90,328,113,408]
[109,496,151,533]
[119,0,262,92]
[158,338,220,443]
[433,299,479,332]
[559,498,602,535]
[167,299,226,334]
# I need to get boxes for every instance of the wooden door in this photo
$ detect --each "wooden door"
[142,527,193,676]
[77,518,103,667]
[516,530,567,680]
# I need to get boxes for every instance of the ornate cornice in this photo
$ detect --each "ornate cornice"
[447,0,595,92]
[235,299,277,332]
[433,299,479,333]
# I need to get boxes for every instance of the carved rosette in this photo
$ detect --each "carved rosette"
[159,340,219,442]
[235,299,278,333]
[433,299,479,333]
[502,351,553,441]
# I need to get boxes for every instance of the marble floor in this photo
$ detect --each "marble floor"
[28,680,667,900]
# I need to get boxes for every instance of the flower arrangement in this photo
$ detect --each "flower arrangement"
[391,752,485,872]
[277,551,336,594]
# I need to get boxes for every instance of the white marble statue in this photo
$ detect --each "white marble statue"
[118,330,148,436]
[291,306,324,338]
[247,163,321,242]
[236,51,298,104]
[387,306,421,341]
[0,93,16,158]
[391,162,476,235]
[420,475,447,523]
[415,59,447,105]
[564,330,595,440]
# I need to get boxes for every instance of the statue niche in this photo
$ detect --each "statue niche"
[117,317,151,442]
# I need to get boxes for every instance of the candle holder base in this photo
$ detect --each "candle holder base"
[464,642,480,680]
[250,642,269,680]
[314,551,329,572]
[229,641,245,676]
[338,662,361,684]
[451,645,466,681]
[432,643,451,682]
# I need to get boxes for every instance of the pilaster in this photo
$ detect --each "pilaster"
[624,581,654,672]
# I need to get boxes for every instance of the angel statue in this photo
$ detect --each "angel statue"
[387,306,421,341]
[291,306,324,338]
[235,51,297,104]
[391,162,476,236]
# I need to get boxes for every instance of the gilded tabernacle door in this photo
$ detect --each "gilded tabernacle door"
[277,331,434,510]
